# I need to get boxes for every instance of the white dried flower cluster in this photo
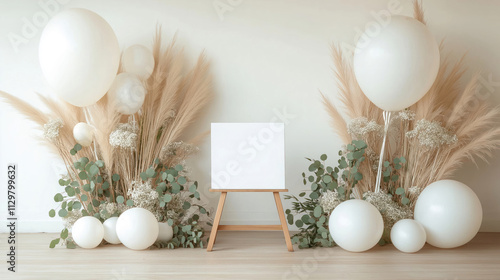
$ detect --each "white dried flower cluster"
[43,118,64,143]
[319,191,342,214]
[98,202,119,219]
[347,117,383,139]
[160,141,199,161]
[406,119,458,149]
[128,181,159,213]
[365,148,379,171]
[407,186,422,197]
[397,110,416,121]
[62,209,82,229]
[363,191,413,233]
[166,193,185,221]
[109,121,138,150]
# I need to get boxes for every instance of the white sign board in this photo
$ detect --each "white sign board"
[211,123,285,189]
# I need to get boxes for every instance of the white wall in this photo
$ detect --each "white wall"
[1,0,499,233]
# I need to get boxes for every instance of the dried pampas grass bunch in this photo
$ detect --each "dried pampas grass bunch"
[322,2,500,205]
[1,27,213,248]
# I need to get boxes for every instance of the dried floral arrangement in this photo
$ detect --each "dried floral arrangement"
[287,1,500,248]
[0,31,214,249]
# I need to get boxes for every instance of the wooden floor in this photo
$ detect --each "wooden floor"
[1,232,499,279]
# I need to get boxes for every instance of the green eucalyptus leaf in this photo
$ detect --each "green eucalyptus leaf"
[78,171,88,180]
[395,187,405,195]
[49,238,60,248]
[54,193,63,202]
[81,194,88,201]
[175,164,184,172]
[58,209,68,217]
[116,196,125,204]
[61,228,68,239]
[320,154,327,161]
[402,197,410,205]
[313,205,322,218]
[126,199,134,206]
[112,174,120,182]
[49,209,56,218]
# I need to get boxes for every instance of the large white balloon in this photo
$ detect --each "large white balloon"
[72,216,104,249]
[73,122,94,147]
[157,222,174,242]
[107,73,146,115]
[39,8,120,107]
[122,45,155,80]
[328,199,384,252]
[353,15,440,112]
[116,208,159,250]
[390,219,426,253]
[414,180,482,249]
[103,217,121,245]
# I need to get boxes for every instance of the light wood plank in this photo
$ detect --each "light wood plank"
[1,232,499,279]
[210,189,288,192]
[218,225,282,231]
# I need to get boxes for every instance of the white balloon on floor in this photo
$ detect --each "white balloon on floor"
[122,45,155,80]
[390,219,426,253]
[103,217,121,245]
[353,15,440,112]
[73,122,94,147]
[328,199,384,252]
[157,222,174,242]
[116,208,159,250]
[39,8,120,107]
[414,180,482,248]
[107,73,146,115]
[72,216,104,249]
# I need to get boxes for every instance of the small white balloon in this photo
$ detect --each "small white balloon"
[103,217,121,245]
[157,222,174,242]
[39,8,120,107]
[390,219,426,253]
[353,15,440,111]
[122,45,155,80]
[72,216,104,249]
[73,122,94,147]
[414,180,482,249]
[328,199,384,252]
[107,73,146,115]
[116,208,159,250]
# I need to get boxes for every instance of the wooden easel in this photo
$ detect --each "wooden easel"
[206,189,294,252]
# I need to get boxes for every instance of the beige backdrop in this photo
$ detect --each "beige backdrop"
[0,0,499,232]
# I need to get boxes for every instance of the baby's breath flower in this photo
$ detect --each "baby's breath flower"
[397,110,416,121]
[128,181,158,213]
[319,191,342,214]
[363,191,413,234]
[43,118,63,143]
[406,119,458,149]
[160,141,199,161]
[62,209,82,229]
[347,117,383,139]
[109,121,138,150]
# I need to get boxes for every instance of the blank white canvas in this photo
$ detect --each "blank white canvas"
[211,123,285,189]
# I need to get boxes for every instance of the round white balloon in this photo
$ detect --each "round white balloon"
[414,180,482,249]
[328,199,384,252]
[103,217,121,245]
[121,45,155,80]
[353,15,440,112]
[157,222,174,242]
[116,208,159,250]
[390,219,426,253]
[72,216,104,249]
[39,8,120,107]
[73,122,94,147]
[107,73,146,115]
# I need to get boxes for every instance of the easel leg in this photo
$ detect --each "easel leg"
[273,192,294,252]
[207,192,227,252]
